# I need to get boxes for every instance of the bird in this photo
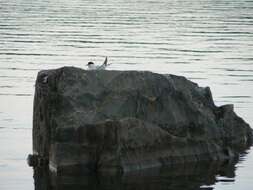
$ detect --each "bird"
[87,57,108,70]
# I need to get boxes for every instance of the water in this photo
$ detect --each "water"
[0,0,252,189]
[31,158,249,190]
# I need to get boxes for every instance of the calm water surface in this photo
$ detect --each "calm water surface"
[0,0,252,189]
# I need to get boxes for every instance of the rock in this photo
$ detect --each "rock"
[32,67,252,175]
[27,154,48,167]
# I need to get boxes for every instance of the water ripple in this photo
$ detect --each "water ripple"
[0,1,253,188]
[0,93,32,96]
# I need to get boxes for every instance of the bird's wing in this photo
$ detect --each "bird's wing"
[97,57,108,70]
[97,64,106,70]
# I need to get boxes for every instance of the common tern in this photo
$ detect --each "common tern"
[87,57,108,70]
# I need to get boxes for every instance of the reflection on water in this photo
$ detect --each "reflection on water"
[34,160,239,190]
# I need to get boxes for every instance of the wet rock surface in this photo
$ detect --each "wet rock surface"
[32,67,252,175]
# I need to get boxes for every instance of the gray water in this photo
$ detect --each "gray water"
[0,0,253,189]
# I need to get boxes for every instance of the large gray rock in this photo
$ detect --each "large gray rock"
[33,67,252,175]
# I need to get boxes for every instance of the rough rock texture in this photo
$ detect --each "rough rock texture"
[33,67,252,175]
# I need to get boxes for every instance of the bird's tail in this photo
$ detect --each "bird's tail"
[103,57,108,66]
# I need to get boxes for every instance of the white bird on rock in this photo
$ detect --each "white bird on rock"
[87,57,108,70]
